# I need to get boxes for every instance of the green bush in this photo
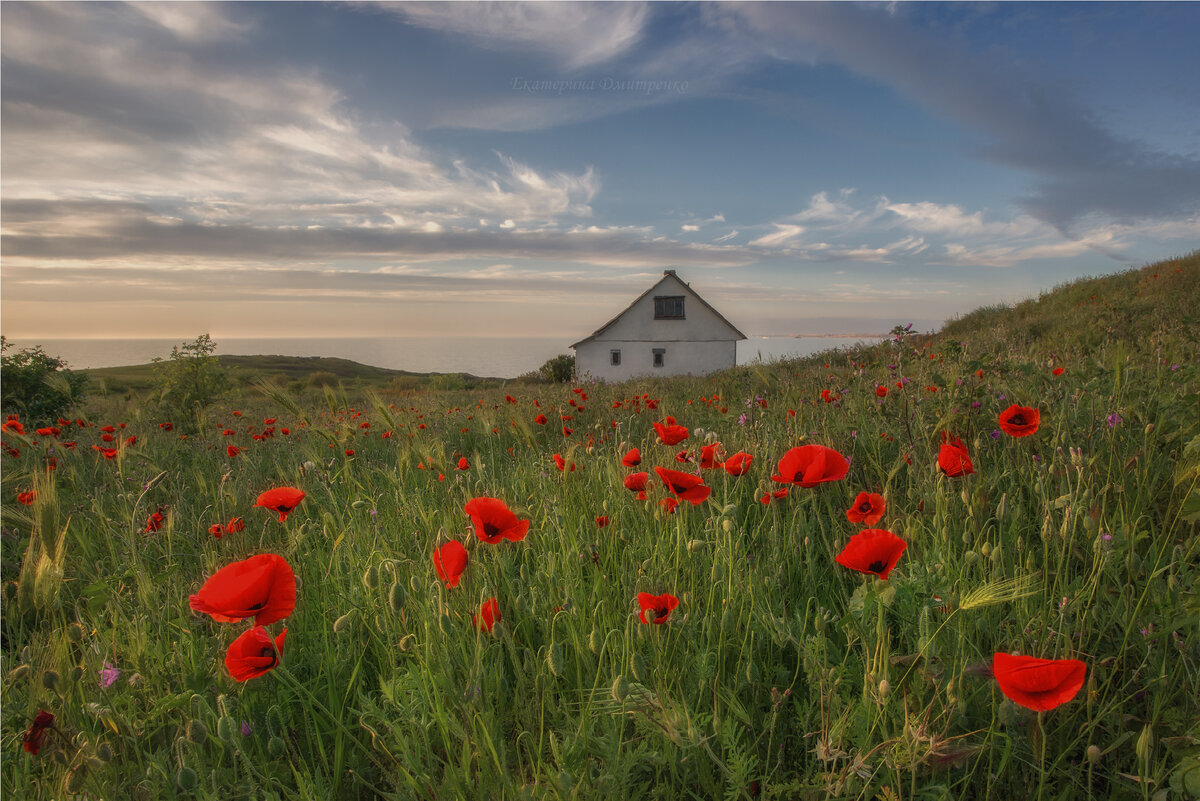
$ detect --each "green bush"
[539,353,575,383]
[150,334,227,430]
[0,337,89,424]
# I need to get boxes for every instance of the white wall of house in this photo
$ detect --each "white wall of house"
[572,272,743,381]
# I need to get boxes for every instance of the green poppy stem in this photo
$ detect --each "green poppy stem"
[1036,710,1047,801]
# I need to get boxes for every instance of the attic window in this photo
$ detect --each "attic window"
[654,296,685,319]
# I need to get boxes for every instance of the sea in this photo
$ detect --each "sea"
[6,335,883,380]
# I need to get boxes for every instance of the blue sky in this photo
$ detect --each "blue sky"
[2,1,1197,340]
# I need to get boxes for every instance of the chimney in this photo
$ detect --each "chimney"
[663,269,676,276]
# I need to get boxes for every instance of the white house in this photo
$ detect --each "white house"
[571,270,746,380]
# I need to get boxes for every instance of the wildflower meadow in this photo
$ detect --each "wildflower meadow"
[3,254,1199,799]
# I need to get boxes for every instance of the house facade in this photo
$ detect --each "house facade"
[571,270,746,380]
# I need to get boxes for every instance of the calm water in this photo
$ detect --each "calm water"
[8,336,882,379]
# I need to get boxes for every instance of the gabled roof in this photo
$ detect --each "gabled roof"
[571,270,746,349]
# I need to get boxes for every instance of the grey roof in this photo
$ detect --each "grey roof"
[570,271,747,349]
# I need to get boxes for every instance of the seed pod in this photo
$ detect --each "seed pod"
[68,622,85,643]
[42,669,60,691]
[186,720,208,744]
[878,679,891,700]
[1086,744,1101,764]
[175,766,198,791]
[611,674,629,703]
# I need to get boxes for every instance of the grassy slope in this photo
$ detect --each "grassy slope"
[3,251,1198,800]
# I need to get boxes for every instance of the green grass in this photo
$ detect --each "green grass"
[3,252,1199,800]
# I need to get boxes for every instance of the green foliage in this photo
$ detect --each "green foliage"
[540,353,575,383]
[0,337,89,424]
[150,334,228,430]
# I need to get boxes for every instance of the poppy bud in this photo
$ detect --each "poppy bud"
[686,539,707,552]
[546,643,564,678]
[42,669,60,691]
[388,582,405,615]
[630,653,647,682]
[722,519,734,533]
[95,741,113,763]
[980,542,992,558]
[333,611,355,634]
[363,565,379,589]
[745,661,759,685]
[65,767,88,794]
[269,736,287,757]
[1086,744,1102,764]
[611,674,629,703]
[964,550,978,564]
[68,622,85,643]
[1136,724,1154,764]
[176,766,199,791]
[399,634,417,651]
[878,679,891,700]
[8,664,29,682]
[187,720,208,744]
[995,493,1008,521]
[69,665,83,683]
[990,545,1004,565]
[217,716,236,743]
[588,629,602,654]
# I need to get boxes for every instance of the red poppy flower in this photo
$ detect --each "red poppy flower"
[998,404,1041,438]
[653,417,689,446]
[226,445,242,458]
[1052,367,1065,376]
[433,540,469,588]
[456,457,469,470]
[255,487,306,522]
[464,497,529,544]
[553,453,575,472]
[845,492,886,525]
[22,710,55,755]
[188,553,297,625]
[209,524,225,538]
[835,528,907,580]
[225,626,286,682]
[101,433,115,443]
[595,515,610,528]
[637,592,679,625]
[100,425,115,433]
[623,472,649,493]
[2,417,26,435]
[17,490,37,506]
[35,426,59,437]
[653,467,712,505]
[659,497,679,514]
[772,445,849,487]
[876,386,888,398]
[992,653,1087,711]
[145,509,166,532]
[759,488,790,505]
[723,452,753,476]
[93,446,119,460]
[534,414,547,425]
[937,436,975,477]
[699,443,723,469]
[621,448,641,467]
[674,449,693,464]
[474,597,500,633]
[225,517,245,534]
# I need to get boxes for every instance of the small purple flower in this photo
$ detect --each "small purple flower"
[990,429,1002,439]
[241,720,253,737]
[971,401,982,409]
[1107,412,1123,427]
[98,660,119,689]
[1171,364,1180,371]
[1100,530,1113,541]
[737,413,748,427]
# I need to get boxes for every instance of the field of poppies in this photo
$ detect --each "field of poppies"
[3,253,1199,800]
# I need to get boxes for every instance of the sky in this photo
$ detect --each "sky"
[2,1,1198,341]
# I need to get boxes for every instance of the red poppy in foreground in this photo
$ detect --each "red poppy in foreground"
[620,448,641,467]
[637,592,679,625]
[433,540,469,588]
[225,626,286,682]
[255,487,306,522]
[845,492,886,525]
[835,528,907,580]
[22,710,55,755]
[699,443,723,469]
[653,417,689,446]
[623,472,649,493]
[937,436,975,477]
[464,497,529,544]
[992,653,1087,711]
[772,445,849,488]
[723,452,753,476]
[998,404,1041,438]
[189,553,297,625]
[474,597,500,633]
[653,467,712,505]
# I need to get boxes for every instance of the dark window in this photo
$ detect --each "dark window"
[654,296,685,319]
[652,348,665,368]
[610,349,621,366]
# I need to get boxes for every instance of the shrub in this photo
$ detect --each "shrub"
[151,334,227,431]
[539,354,575,383]
[0,337,89,424]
